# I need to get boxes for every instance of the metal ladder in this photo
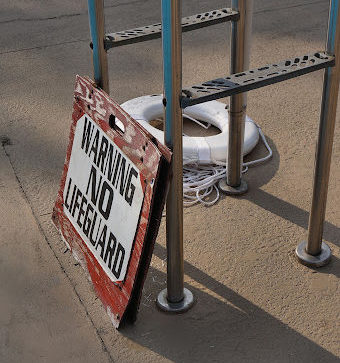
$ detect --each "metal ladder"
[88,0,340,313]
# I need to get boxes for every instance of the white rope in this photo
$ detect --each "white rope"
[183,113,211,130]
[183,121,272,206]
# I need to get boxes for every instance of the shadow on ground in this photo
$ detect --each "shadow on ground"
[243,137,339,249]
[122,245,339,362]
[120,133,339,362]
[245,188,340,249]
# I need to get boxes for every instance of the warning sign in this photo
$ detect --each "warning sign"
[64,114,144,282]
[52,76,171,327]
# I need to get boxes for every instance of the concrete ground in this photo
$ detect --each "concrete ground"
[0,1,339,362]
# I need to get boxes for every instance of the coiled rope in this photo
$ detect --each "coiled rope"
[182,121,272,206]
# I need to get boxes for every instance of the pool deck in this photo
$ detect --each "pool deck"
[0,1,339,362]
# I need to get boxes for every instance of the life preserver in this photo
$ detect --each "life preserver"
[121,95,259,164]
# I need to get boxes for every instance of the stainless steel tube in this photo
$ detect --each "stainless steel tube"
[88,0,109,93]
[157,0,193,312]
[164,0,184,303]
[307,0,340,255]
[296,0,340,266]
[227,0,253,188]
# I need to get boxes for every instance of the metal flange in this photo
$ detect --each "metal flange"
[156,288,194,313]
[218,178,248,195]
[295,241,331,267]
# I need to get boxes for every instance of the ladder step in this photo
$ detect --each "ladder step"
[104,8,239,50]
[181,52,335,108]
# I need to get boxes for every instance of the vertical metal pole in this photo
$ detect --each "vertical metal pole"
[88,0,109,93]
[219,0,253,195]
[157,0,194,313]
[296,0,340,267]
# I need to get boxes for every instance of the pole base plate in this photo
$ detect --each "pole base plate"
[295,241,331,267]
[156,288,194,313]
[218,179,248,195]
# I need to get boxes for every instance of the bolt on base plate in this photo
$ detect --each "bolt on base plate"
[218,179,248,195]
[156,288,194,313]
[295,241,331,267]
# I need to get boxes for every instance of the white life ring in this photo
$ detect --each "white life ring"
[121,95,259,164]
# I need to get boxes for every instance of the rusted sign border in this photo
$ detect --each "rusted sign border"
[52,76,171,328]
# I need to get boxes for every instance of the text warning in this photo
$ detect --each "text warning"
[63,114,144,282]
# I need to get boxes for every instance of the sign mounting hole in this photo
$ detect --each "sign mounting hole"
[109,114,125,134]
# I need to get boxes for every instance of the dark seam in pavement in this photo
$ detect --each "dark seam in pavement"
[0,0,325,25]
[0,12,83,24]
[0,0,148,25]
[0,0,327,56]
[253,0,326,16]
[0,39,89,55]
[1,144,115,363]
[39,212,53,216]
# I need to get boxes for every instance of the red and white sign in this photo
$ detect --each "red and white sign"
[52,76,171,328]
[64,114,145,283]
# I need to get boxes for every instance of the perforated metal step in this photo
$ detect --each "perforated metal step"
[181,52,335,108]
[104,8,239,50]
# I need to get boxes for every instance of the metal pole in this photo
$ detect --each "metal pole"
[219,0,253,195]
[296,0,340,267]
[157,0,194,313]
[88,0,109,93]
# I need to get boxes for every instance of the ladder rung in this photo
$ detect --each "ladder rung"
[181,52,335,108]
[104,8,239,50]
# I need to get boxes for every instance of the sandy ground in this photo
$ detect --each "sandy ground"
[0,1,339,362]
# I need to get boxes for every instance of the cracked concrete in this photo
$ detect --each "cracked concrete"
[0,40,89,56]
[0,0,339,362]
